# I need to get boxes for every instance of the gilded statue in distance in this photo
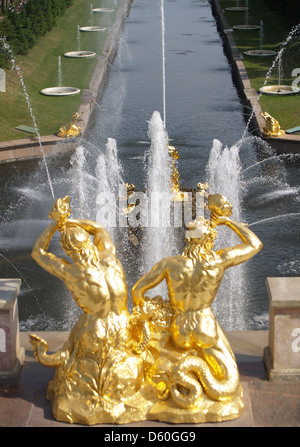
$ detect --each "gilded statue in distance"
[30,193,262,425]
[168,142,188,200]
[57,112,82,138]
[260,111,285,137]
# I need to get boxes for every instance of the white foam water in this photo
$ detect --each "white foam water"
[207,138,248,330]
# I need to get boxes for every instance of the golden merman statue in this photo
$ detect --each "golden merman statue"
[120,182,136,215]
[30,192,262,425]
[57,113,82,138]
[260,111,285,137]
[168,142,188,200]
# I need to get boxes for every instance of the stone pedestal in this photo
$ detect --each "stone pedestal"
[264,277,300,381]
[0,279,24,379]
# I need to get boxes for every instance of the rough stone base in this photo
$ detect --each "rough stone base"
[264,347,300,382]
[0,349,25,380]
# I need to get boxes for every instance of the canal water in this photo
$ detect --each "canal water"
[0,0,299,331]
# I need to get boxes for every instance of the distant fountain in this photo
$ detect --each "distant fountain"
[64,51,96,58]
[92,8,115,13]
[58,56,62,87]
[278,51,283,85]
[244,20,276,57]
[40,86,80,96]
[63,25,96,58]
[77,25,81,51]
[233,0,260,31]
[245,1,248,26]
[90,3,93,26]
[79,26,106,32]
[226,0,248,12]
[40,54,80,96]
[243,25,300,135]
[259,24,300,95]
[259,20,264,51]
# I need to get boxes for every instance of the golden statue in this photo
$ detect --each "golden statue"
[57,113,82,138]
[30,193,262,425]
[120,182,136,215]
[168,142,187,200]
[196,181,209,195]
[260,111,285,137]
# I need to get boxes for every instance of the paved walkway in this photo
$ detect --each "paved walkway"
[0,330,299,428]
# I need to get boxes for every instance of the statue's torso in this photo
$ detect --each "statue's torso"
[64,258,128,317]
[166,254,224,313]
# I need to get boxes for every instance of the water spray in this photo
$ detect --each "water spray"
[161,0,166,129]
[0,35,56,202]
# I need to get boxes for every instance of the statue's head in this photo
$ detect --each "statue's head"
[60,224,95,263]
[185,216,217,249]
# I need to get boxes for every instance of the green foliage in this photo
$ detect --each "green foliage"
[0,0,73,66]
[263,0,300,29]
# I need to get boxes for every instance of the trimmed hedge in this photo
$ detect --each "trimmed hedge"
[0,0,73,68]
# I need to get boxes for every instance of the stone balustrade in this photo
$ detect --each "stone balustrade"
[264,277,300,381]
[0,279,24,379]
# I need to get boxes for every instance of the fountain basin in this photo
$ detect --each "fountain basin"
[244,50,276,57]
[40,87,81,96]
[233,25,260,31]
[92,8,114,13]
[79,26,106,32]
[225,7,249,12]
[259,85,300,96]
[64,51,96,58]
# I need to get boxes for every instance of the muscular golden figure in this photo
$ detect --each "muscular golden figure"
[29,193,263,425]
[30,197,132,425]
[31,196,128,318]
[132,193,262,350]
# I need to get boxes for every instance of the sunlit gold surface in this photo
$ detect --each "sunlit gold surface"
[196,181,209,195]
[57,113,82,138]
[120,183,136,215]
[260,111,286,137]
[168,143,188,200]
[30,193,262,425]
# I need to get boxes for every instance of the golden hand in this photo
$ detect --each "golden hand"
[210,211,230,227]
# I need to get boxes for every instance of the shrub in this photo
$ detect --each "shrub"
[0,0,73,67]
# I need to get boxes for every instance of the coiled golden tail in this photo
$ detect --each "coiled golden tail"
[170,349,239,408]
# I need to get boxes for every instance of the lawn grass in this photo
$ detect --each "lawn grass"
[219,0,300,130]
[0,0,122,142]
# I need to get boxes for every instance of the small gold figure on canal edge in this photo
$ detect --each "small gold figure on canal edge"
[260,111,285,137]
[30,192,262,425]
[57,112,82,138]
